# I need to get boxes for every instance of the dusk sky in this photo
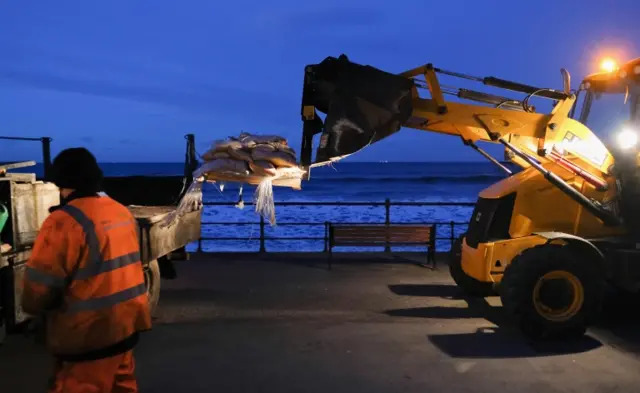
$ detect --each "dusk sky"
[1,0,639,163]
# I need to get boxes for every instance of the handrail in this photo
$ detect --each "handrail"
[196,199,474,253]
[203,201,475,207]
[0,135,52,179]
[0,136,43,141]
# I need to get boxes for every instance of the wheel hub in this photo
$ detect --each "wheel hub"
[533,270,584,322]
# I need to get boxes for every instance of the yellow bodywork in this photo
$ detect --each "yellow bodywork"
[459,163,625,283]
[458,142,627,283]
[397,59,639,284]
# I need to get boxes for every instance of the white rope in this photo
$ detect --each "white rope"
[159,179,203,228]
[254,177,276,225]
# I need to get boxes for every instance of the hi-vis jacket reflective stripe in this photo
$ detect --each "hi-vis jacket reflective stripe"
[22,195,151,357]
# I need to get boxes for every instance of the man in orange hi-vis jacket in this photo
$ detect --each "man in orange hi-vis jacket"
[21,147,151,393]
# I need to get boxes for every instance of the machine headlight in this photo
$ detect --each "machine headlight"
[616,128,638,150]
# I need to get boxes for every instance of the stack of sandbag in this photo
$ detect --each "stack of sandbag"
[194,132,306,225]
[197,132,304,189]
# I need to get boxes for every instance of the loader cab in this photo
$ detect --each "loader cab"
[572,58,640,154]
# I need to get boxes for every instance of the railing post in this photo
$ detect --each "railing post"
[384,199,391,252]
[323,221,329,252]
[41,137,52,181]
[198,237,202,253]
[449,221,455,250]
[184,134,197,179]
[259,216,266,253]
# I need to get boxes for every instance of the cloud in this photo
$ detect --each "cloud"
[278,7,385,31]
[248,6,388,43]
[0,69,297,124]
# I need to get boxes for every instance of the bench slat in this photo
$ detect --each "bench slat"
[333,228,431,234]
[333,229,432,235]
[326,223,437,268]
[327,223,436,268]
[331,224,434,247]
[333,234,431,240]
[333,239,430,243]
[332,225,430,230]
[332,242,429,247]
[332,229,430,232]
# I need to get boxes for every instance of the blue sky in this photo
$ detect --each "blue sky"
[1,0,639,163]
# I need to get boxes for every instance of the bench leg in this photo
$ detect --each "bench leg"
[327,246,333,270]
[428,246,436,268]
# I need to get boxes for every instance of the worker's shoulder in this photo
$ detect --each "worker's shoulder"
[100,196,135,218]
[41,208,80,232]
[103,195,129,209]
[65,196,130,220]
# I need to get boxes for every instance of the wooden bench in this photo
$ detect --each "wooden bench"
[326,223,436,269]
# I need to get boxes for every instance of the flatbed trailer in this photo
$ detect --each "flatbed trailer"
[0,134,202,343]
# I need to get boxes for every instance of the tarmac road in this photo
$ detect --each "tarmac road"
[2,252,640,392]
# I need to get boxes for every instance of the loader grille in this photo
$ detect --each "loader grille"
[465,193,516,249]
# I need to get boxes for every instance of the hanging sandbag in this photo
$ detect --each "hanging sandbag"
[195,132,307,225]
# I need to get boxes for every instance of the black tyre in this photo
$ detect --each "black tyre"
[144,259,161,316]
[449,235,495,297]
[500,243,604,340]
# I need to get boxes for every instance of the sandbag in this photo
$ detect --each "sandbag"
[237,132,287,145]
[252,146,297,168]
[210,139,237,153]
[196,158,249,177]
[276,144,297,158]
[251,144,277,155]
[197,132,305,226]
[249,160,277,176]
[227,145,253,162]
[201,151,230,161]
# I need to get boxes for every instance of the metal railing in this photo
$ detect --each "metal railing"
[197,199,475,253]
[0,135,53,179]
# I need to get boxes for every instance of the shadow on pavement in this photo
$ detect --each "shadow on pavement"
[591,288,640,354]
[386,284,504,324]
[385,283,606,358]
[427,328,602,359]
[256,253,408,270]
[388,284,464,299]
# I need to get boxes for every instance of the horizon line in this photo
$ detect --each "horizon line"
[20,160,510,165]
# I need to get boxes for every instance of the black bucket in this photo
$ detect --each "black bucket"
[302,55,415,164]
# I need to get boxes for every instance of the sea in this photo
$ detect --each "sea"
[24,162,512,253]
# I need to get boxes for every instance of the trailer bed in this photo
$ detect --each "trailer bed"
[129,205,175,221]
[130,205,202,264]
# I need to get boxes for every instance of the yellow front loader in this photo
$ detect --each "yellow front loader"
[299,54,640,339]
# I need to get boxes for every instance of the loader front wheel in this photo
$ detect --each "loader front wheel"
[500,244,604,340]
[449,235,495,297]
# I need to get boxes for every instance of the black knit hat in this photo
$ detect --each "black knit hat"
[51,147,103,192]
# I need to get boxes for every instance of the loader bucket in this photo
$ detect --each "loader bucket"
[300,55,415,166]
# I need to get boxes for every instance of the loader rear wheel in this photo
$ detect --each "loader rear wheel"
[449,235,495,297]
[500,244,604,340]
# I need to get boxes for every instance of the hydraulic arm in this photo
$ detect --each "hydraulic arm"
[299,54,621,226]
